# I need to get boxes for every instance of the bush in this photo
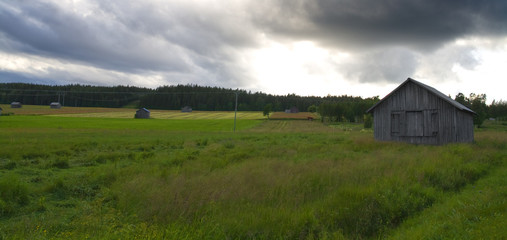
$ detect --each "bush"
[363,114,373,129]
[307,105,317,113]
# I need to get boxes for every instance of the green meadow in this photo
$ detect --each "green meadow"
[0,110,506,239]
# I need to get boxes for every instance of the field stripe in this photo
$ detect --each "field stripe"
[51,110,264,120]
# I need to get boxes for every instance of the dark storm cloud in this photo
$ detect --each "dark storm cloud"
[254,0,507,51]
[0,1,189,73]
[0,1,257,87]
[1,0,506,89]
[246,0,507,84]
[341,48,418,83]
[94,1,256,59]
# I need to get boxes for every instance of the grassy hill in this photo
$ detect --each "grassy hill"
[0,108,505,239]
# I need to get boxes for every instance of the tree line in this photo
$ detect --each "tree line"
[454,93,507,127]
[317,99,379,123]
[1,83,506,124]
[0,83,148,108]
[0,83,379,121]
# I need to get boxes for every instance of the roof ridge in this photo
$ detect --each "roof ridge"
[366,78,475,114]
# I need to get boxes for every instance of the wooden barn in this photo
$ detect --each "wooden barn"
[11,102,22,108]
[135,108,150,119]
[285,107,299,113]
[366,78,475,145]
[50,102,62,109]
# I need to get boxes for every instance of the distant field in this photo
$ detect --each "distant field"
[0,104,130,115]
[0,104,265,120]
[61,110,264,120]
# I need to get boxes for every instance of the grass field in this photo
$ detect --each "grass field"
[0,106,505,239]
[64,110,265,120]
[0,104,265,120]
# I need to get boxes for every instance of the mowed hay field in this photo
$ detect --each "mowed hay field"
[0,107,506,239]
[0,104,132,115]
[0,104,264,120]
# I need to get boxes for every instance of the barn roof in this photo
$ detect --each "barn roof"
[137,108,150,113]
[366,78,475,114]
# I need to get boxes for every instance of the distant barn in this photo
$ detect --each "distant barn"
[181,106,192,112]
[11,102,22,108]
[366,78,475,145]
[285,107,299,113]
[135,108,150,119]
[50,102,62,109]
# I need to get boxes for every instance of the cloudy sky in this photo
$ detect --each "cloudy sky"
[1,0,506,102]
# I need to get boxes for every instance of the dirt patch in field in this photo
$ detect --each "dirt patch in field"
[270,112,319,120]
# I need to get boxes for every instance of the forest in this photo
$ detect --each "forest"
[0,83,378,120]
[1,82,506,124]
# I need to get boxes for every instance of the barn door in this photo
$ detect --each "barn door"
[406,111,424,136]
[391,111,403,136]
[424,110,439,136]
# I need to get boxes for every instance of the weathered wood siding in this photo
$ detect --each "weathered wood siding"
[372,81,474,145]
[455,109,474,142]
[135,109,150,119]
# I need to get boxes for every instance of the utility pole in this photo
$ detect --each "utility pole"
[234,92,238,132]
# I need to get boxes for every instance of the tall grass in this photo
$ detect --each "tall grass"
[0,116,505,239]
[388,130,507,239]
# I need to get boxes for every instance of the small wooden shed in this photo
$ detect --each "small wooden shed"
[285,107,299,113]
[11,102,22,108]
[181,106,192,112]
[135,108,150,119]
[366,78,475,145]
[50,102,62,109]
